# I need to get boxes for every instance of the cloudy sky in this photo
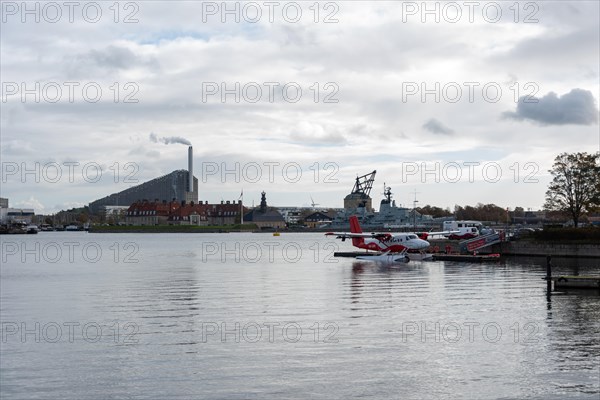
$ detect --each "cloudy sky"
[1,1,599,214]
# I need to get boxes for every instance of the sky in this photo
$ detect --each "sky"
[1,1,599,214]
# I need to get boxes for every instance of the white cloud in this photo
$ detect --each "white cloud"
[13,196,46,211]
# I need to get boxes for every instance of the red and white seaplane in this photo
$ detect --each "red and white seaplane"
[325,216,455,262]
[325,215,457,262]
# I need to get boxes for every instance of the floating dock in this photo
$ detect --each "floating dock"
[543,256,600,293]
[334,252,380,258]
[334,252,501,262]
[432,254,501,262]
[551,276,600,290]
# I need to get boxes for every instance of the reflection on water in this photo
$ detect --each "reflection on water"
[1,233,598,399]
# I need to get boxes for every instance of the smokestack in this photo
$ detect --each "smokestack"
[188,146,193,192]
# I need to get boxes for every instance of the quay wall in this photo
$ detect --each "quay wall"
[496,241,600,258]
[428,239,600,258]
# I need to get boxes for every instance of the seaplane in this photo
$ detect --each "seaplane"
[325,216,455,262]
[325,216,430,262]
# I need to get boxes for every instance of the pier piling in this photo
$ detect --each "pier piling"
[546,255,552,292]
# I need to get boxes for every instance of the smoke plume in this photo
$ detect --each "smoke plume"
[149,132,191,146]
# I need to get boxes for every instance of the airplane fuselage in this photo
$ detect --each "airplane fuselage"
[359,234,430,252]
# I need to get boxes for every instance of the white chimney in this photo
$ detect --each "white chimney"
[188,146,193,192]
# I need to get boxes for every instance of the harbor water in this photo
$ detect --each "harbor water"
[1,232,599,399]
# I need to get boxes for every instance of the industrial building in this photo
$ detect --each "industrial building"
[89,146,198,214]
[0,198,35,225]
[343,170,376,212]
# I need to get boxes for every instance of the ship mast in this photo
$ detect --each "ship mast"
[383,183,392,203]
[412,189,420,230]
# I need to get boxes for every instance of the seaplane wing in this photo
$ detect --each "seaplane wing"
[428,230,460,236]
[417,230,461,238]
[325,232,391,240]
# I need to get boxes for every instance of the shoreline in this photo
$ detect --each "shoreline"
[86,225,337,234]
[83,227,600,258]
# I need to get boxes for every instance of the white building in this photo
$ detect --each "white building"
[0,208,35,224]
[101,205,130,224]
[278,207,303,224]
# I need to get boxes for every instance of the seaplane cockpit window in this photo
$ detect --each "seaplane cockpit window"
[408,235,417,239]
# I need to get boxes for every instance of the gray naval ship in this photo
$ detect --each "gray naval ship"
[329,171,434,230]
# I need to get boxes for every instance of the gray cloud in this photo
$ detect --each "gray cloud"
[503,89,599,126]
[87,46,141,70]
[422,118,454,135]
[64,45,159,78]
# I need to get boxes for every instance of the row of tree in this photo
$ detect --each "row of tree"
[416,152,600,227]
[417,204,510,223]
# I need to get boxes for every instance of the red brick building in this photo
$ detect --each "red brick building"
[126,200,247,226]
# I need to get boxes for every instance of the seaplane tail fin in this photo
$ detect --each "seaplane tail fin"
[349,216,363,233]
[349,216,364,247]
